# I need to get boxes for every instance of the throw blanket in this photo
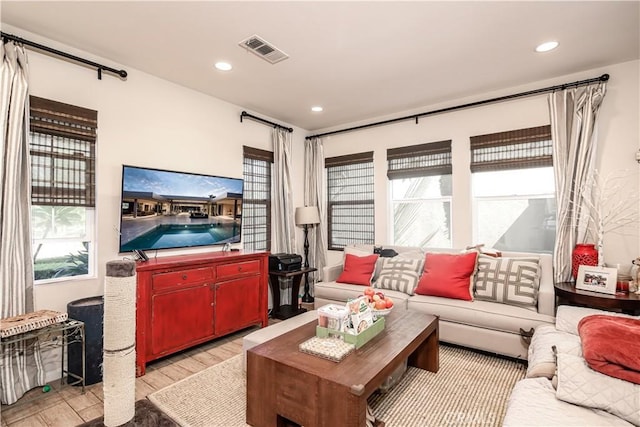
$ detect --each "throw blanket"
[578,314,640,384]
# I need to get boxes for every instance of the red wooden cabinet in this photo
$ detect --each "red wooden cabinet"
[150,284,214,355]
[135,251,268,376]
[215,276,261,335]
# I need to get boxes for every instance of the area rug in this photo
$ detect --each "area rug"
[148,344,526,427]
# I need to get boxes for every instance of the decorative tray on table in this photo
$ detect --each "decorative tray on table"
[299,336,355,362]
[316,316,386,349]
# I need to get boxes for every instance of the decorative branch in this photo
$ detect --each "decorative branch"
[578,170,639,266]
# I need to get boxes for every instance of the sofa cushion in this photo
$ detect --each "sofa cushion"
[474,255,540,309]
[555,305,637,336]
[314,280,410,309]
[344,245,373,257]
[526,324,582,379]
[503,377,633,426]
[556,352,640,426]
[414,252,478,301]
[336,253,379,286]
[374,256,423,295]
[408,294,554,335]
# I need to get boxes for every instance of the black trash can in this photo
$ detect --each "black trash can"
[67,296,104,385]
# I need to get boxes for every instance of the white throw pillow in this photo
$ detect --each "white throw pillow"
[556,352,640,426]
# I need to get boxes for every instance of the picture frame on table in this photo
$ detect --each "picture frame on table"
[576,265,618,295]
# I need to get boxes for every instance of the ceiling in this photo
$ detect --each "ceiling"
[2,1,639,131]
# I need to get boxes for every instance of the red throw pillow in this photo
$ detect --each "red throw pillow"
[337,254,379,286]
[414,252,478,300]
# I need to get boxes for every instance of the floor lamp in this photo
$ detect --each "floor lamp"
[295,206,320,303]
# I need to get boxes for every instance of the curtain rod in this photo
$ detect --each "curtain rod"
[1,31,128,80]
[306,73,609,140]
[240,111,293,133]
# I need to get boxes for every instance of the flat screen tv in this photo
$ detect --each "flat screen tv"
[119,165,243,253]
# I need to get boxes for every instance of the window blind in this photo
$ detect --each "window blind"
[243,145,274,163]
[470,125,552,172]
[387,140,452,179]
[29,96,97,207]
[243,146,273,251]
[324,151,374,168]
[325,152,374,250]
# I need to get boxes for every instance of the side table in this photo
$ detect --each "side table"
[269,268,317,320]
[0,319,86,395]
[554,282,640,315]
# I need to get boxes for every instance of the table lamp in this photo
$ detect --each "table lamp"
[295,206,320,303]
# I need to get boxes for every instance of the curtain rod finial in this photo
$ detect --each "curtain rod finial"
[601,74,610,81]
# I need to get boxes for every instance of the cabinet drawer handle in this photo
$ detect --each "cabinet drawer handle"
[182,274,187,280]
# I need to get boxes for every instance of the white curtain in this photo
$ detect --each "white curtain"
[304,138,328,288]
[271,128,295,253]
[549,82,607,283]
[0,41,45,404]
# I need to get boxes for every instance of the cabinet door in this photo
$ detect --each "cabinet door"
[215,276,261,335]
[150,284,214,356]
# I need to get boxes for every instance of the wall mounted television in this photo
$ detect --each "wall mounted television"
[119,165,243,253]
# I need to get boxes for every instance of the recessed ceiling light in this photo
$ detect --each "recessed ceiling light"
[535,41,559,53]
[214,62,232,71]
[311,106,323,112]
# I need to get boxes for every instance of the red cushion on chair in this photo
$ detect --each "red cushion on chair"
[414,252,478,300]
[337,254,379,286]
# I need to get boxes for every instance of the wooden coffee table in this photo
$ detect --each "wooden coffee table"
[246,311,439,427]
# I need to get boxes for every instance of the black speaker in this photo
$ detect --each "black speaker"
[67,296,104,385]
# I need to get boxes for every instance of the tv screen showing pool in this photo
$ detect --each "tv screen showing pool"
[119,165,243,252]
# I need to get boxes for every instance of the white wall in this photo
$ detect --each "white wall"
[1,25,307,313]
[5,24,639,305]
[321,60,640,269]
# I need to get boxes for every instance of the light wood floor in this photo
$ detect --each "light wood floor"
[0,324,263,427]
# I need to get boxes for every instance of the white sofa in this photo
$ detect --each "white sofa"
[503,306,639,426]
[314,244,556,360]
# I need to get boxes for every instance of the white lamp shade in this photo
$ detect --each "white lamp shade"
[295,206,320,225]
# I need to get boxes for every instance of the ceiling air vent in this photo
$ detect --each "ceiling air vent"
[239,35,289,64]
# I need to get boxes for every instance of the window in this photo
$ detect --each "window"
[471,125,555,253]
[388,140,453,248]
[242,146,273,251]
[326,152,374,250]
[30,96,97,282]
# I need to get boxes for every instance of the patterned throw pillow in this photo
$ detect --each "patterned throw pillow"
[374,256,424,295]
[474,254,540,308]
